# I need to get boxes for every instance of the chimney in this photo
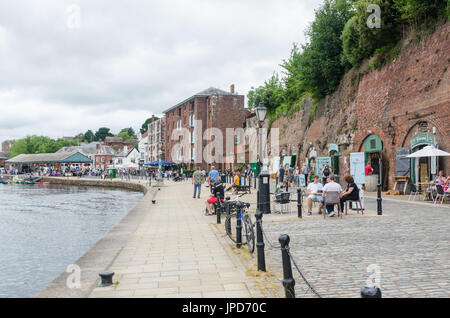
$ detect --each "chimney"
[230,84,235,94]
[96,144,100,150]
[124,145,128,153]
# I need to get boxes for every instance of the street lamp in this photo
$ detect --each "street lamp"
[254,102,269,271]
[255,102,267,171]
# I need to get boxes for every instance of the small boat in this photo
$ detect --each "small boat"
[35,182,50,185]
[24,181,35,185]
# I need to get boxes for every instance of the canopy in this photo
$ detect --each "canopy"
[406,146,450,158]
[144,160,176,166]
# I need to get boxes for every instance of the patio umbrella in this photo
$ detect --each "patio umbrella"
[406,146,450,158]
[144,161,176,166]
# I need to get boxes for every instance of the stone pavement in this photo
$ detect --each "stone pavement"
[260,197,450,298]
[89,180,267,298]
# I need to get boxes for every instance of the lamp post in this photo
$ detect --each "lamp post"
[255,102,268,271]
[255,102,270,214]
[157,142,163,180]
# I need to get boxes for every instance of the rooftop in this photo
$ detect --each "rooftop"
[163,87,242,114]
[6,151,92,164]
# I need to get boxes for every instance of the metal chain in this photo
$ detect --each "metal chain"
[257,219,281,249]
[287,249,322,298]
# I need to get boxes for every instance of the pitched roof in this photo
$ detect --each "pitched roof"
[163,87,241,113]
[0,152,10,160]
[6,151,92,164]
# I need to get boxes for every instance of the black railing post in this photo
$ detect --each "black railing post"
[216,195,221,225]
[377,158,383,216]
[297,188,302,219]
[236,212,242,249]
[361,285,382,298]
[279,234,295,298]
[255,210,266,272]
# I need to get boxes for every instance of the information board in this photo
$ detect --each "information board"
[350,152,365,185]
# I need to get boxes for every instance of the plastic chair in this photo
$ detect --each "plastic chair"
[274,191,291,214]
[323,191,342,218]
[435,185,449,205]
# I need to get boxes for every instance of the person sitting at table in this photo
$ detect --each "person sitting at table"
[306,175,325,216]
[434,171,447,186]
[340,175,360,212]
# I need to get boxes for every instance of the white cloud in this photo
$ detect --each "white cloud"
[0,0,322,142]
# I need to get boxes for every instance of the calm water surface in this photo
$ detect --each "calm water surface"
[0,184,143,298]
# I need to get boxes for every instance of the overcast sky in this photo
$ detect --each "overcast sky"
[0,0,322,143]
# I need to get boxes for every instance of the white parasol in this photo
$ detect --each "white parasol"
[406,146,450,158]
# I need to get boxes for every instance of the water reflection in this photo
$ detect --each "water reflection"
[0,184,143,298]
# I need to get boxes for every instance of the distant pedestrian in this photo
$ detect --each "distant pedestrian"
[208,165,219,193]
[278,164,285,186]
[192,166,204,199]
[321,164,331,185]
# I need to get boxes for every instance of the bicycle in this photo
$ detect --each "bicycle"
[224,194,255,253]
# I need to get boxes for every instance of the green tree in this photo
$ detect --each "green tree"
[297,0,354,98]
[247,73,285,112]
[140,117,159,135]
[9,136,77,158]
[94,127,114,141]
[394,0,448,26]
[83,130,95,143]
[118,127,136,140]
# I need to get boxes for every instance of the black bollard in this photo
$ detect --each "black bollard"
[279,234,295,298]
[216,195,221,224]
[286,181,289,192]
[236,212,242,249]
[297,188,302,219]
[254,175,257,189]
[377,182,382,216]
[259,171,271,214]
[255,210,266,272]
[361,285,382,298]
[99,271,114,287]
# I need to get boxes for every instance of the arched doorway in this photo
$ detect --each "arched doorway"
[402,121,437,185]
[361,134,389,191]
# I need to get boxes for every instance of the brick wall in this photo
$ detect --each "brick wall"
[268,23,449,190]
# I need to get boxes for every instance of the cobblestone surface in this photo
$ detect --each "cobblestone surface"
[260,198,450,298]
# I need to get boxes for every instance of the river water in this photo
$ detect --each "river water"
[0,184,143,298]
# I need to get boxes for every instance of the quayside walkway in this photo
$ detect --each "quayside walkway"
[89,181,265,298]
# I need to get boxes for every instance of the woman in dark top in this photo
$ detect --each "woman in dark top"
[340,175,360,212]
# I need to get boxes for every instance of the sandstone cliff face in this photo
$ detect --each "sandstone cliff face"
[269,23,449,189]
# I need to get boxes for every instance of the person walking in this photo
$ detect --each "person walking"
[321,164,331,185]
[208,165,219,193]
[192,166,204,199]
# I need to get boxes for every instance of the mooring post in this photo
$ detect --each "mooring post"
[279,234,295,298]
[99,271,114,287]
[361,285,382,298]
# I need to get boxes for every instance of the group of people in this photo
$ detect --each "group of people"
[191,165,254,216]
[306,174,360,217]
[277,163,333,188]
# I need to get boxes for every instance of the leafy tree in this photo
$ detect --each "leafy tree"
[394,0,448,26]
[94,127,114,142]
[83,130,95,143]
[247,73,285,112]
[119,127,136,139]
[297,0,354,98]
[140,117,159,135]
[9,136,77,158]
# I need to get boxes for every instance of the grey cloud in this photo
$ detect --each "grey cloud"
[0,0,322,142]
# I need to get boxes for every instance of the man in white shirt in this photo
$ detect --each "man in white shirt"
[307,176,324,215]
[322,175,343,217]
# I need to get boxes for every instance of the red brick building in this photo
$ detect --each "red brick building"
[164,86,246,170]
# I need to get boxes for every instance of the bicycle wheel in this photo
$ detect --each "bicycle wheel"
[243,214,255,253]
